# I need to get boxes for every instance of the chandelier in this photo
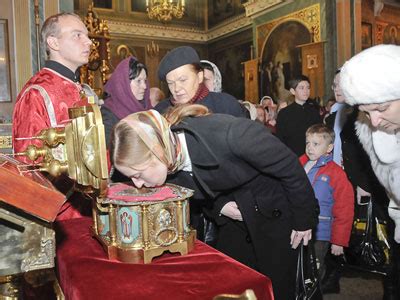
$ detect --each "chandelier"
[146,0,185,23]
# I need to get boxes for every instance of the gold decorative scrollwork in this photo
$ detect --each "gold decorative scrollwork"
[81,3,112,90]
[146,41,160,58]
[256,4,321,56]
[155,227,178,246]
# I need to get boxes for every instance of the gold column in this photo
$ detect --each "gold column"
[176,201,184,243]
[354,0,362,54]
[336,0,352,67]
[145,41,160,88]
[44,0,59,20]
[141,205,150,249]
[14,0,32,92]
[243,58,259,104]
[108,204,117,244]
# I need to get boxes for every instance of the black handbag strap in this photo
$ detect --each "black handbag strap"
[295,242,303,297]
[295,241,321,300]
[296,242,308,297]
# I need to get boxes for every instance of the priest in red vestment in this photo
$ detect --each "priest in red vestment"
[12,12,93,220]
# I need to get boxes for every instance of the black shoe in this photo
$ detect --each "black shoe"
[321,264,341,294]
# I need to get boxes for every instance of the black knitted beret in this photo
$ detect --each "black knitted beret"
[158,46,200,81]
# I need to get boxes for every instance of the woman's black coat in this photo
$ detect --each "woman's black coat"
[169,114,319,300]
[154,91,247,118]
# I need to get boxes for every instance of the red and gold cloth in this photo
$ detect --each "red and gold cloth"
[106,183,176,202]
[12,68,82,155]
[12,68,88,221]
[56,217,274,300]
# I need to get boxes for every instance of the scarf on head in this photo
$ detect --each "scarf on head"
[200,60,222,92]
[103,56,152,120]
[122,110,184,174]
[170,83,209,106]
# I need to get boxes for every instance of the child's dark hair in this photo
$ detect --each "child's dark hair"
[289,75,310,90]
[129,58,148,80]
[306,124,335,144]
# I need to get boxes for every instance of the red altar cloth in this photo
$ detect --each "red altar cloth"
[56,217,274,300]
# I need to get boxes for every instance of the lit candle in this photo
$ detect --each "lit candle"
[182,0,185,7]
[146,0,149,7]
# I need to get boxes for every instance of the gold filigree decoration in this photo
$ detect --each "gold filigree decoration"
[147,0,185,23]
[256,3,321,56]
[146,41,160,58]
[81,2,112,89]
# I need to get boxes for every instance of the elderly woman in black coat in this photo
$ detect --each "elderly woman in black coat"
[154,46,246,118]
[155,46,247,244]
[111,104,319,300]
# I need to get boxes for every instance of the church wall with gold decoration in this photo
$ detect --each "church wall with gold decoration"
[361,0,400,48]
[248,0,336,104]
[2,0,400,125]
[74,0,252,98]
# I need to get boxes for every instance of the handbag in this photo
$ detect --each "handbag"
[295,241,323,300]
[344,197,389,275]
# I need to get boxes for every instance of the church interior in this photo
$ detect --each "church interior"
[1,0,400,299]
[0,0,398,121]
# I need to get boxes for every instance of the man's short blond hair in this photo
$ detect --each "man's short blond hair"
[41,12,82,57]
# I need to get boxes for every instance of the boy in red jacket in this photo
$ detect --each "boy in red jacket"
[300,124,354,294]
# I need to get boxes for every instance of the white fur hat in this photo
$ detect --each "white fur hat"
[340,44,400,105]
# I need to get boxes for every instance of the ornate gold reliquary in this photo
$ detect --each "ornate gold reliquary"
[17,104,196,264]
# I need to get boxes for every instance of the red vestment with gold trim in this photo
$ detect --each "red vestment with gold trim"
[12,68,87,221]
[12,68,82,154]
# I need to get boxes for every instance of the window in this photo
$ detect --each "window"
[93,0,112,9]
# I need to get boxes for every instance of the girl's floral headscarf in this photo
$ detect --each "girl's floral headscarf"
[121,110,183,174]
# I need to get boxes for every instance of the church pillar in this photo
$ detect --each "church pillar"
[354,0,363,54]
[336,0,352,67]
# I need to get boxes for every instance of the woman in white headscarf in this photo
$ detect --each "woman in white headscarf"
[341,44,400,242]
[200,60,222,92]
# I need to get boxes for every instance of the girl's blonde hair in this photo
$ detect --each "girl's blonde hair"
[111,121,153,169]
[164,104,210,124]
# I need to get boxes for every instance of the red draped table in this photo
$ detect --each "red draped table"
[55,217,274,300]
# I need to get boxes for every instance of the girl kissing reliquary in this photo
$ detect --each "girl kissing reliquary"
[16,104,196,264]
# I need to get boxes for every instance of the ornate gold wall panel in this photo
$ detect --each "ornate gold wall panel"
[243,58,259,103]
[256,4,321,57]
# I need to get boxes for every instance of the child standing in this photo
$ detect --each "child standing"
[300,124,354,289]
[276,75,322,156]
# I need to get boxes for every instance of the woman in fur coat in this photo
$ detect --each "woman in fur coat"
[340,44,400,242]
[341,44,400,299]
